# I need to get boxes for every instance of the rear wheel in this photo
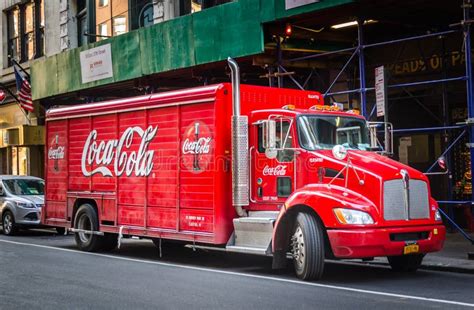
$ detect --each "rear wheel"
[2,211,18,236]
[74,204,104,252]
[291,213,325,281]
[388,254,424,272]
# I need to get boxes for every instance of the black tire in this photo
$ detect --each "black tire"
[74,204,104,252]
[2,211,18,236]
[56,227,66,235]
[388,254,424,272]
[291,213,325,281]
[102,233,118,251]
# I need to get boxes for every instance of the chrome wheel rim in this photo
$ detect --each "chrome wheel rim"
[3,214,12,234]
[291,226,306,270]
[77,214,92,244]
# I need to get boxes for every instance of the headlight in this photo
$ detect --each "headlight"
[16,202,35,209]
[434,209,442,221]
[334,208,374,225]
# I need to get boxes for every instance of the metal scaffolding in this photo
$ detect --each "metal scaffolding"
[274,0,474,242]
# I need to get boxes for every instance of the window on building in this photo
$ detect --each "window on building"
[24,2,35,60]
[190,0,233,13]
[130,0,154,30]
[98,23,108,40]
[6,8,20,65]
[113,16,127,35]
[95,0,128,38]
[5,0,44,66]
[77,0,88,47]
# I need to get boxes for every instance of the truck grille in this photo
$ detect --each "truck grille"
[383,179,430,221]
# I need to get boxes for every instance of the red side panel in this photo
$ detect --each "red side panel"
[117,111,147,226]
[147,106,180,229]
[45,120,68,220]
[179,102,216,232]
[68,117,91,191]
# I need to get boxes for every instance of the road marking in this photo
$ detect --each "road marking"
[0,238,473,308]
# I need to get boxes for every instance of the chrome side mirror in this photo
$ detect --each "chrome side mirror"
[263,120,277,159]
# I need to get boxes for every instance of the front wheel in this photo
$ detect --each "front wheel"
[291,213,325,281]
[388,254,424,272]
[2,211,18,236]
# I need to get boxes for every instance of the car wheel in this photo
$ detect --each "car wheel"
[388,254,425,272]
[74,204,104,252]
[291,213,325,281]
[2,211,18,236]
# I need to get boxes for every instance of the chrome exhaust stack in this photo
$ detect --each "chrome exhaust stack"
[228,57,249,217]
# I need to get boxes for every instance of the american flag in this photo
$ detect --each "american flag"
[14,64,33,112]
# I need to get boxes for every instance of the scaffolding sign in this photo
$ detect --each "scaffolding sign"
[375,66,387,117]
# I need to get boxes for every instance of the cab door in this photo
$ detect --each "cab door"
[250,118,295,207]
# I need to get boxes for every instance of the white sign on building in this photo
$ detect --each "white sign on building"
[375,66,386,117]
[285,0,320,10]
[80,44,114,84]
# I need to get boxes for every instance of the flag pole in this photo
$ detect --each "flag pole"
[0,82,32,125]
[10,58,31,80]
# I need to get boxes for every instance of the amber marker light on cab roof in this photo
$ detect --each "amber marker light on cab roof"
[309,105,341,112]
[282,104,296,110]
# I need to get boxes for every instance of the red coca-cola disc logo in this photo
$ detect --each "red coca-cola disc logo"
[0,90,6,103]
[181,121,213,173]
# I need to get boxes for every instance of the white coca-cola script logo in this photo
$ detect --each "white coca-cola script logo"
[263,165,287,176]
[81,125,158,177]
[48,146,65,159]
[182,137,212,154]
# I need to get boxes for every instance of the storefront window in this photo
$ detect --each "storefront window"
[11,147,29,176]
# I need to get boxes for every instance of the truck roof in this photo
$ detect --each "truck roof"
[250,108,366,120]
[46,83,324,120]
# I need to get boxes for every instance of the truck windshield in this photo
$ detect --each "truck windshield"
[2,179,44,195]
[298,115,370,150]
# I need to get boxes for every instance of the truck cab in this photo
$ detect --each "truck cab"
[239,105,445,280]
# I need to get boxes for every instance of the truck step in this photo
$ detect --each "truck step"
[230,217,274,250]
[248,211,279,219]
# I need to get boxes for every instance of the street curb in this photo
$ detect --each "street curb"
[366,261,474,275]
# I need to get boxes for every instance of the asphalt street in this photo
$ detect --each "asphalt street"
[0,229,473,310]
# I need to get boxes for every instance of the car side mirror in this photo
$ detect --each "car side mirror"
[0,186,4,196]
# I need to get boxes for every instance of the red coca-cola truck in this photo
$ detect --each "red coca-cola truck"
[43,59,445,280]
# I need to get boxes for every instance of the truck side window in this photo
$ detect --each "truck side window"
[277,177,292,197]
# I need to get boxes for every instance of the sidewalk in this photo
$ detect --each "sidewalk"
[372,232,474,274]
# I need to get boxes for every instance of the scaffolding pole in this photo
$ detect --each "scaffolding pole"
[357,19,367,117]
[463,0,474,208]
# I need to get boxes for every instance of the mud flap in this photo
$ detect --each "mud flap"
[272,249,287,269]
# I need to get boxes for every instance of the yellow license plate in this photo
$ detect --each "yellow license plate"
[403,244,419,255]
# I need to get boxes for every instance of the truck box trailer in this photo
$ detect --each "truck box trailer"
[43,59,445,280]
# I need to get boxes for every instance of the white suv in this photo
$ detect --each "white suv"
[0,175,45,236]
